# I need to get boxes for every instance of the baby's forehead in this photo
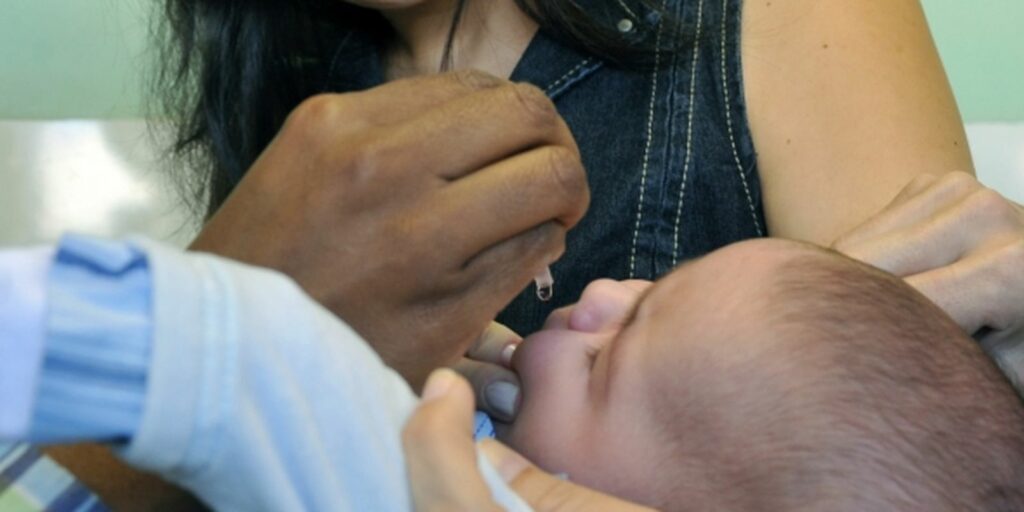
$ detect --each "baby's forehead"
[629,240,855,387]
[637,239,820,313]
[696,238,835,275]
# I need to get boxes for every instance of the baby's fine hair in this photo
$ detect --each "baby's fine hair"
[770,249,1024,511]
[660,246,1024,511]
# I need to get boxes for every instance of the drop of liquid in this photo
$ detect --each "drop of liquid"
[534,266,555,302]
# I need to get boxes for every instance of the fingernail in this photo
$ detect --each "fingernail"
[484,381,520,420]
[500,343,518,367]
[421,368,457,401]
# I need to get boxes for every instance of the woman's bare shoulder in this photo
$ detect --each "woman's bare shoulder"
[739,0,973,244]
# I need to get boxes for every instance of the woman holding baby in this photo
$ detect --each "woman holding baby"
[49,0,1024,509]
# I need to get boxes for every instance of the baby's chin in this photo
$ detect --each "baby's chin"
[491,412,579,477]
[496,408,675,508]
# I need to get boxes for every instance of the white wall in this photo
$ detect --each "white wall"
[0,121,195,246]
[967,124,1024,204]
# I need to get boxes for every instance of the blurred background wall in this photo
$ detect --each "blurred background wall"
[0,0,151,119]
[2,0,1021,121]
[0,0,1021,245]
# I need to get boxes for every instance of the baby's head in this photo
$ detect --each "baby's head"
[501,239,1024,510]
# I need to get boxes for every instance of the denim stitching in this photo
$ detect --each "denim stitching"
[719,0,763,236]
[545,58,594,94]
[629,0,670,278]
[671,0,706,266]
[615,0,639,20]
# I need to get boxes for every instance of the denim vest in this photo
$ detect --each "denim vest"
[328,0,766,334]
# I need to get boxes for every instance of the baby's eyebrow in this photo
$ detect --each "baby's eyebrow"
[620,257,699,327]
[619,285,654,329]
[602,284,657,386]
[604,259,701,384]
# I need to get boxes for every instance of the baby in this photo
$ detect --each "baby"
[498,239,1024,510]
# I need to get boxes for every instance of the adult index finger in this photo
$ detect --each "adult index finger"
[467,322,523,368]
[479,440,656,512]
[434,145,590,260]
[833,172,977,250]
[403,369,500,511]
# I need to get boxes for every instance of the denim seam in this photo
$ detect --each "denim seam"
[544,58,595,95]
[719,0,763,236]
[629,0,670,279]
[671,0,705,266]
[615,0,639,20]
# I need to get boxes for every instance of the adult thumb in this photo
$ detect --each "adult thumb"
[478,439,655,512]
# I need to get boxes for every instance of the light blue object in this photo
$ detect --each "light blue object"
[0,442,109,511]
[0,247,52,439]
[474,411,497,440]
[118,238,532,511]
[0,235,532,511]
[31,235,151,443]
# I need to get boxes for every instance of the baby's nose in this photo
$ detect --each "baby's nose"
[569,279,641,332]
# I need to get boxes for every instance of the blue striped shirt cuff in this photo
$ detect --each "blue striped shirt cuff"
[30,235,153,443]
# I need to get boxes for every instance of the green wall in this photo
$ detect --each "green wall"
[923,0,1024,122]
[0,0,151,119]
[1,0,1021,121]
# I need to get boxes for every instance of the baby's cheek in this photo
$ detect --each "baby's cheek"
[500,408,590,476]
[504,409,643,497]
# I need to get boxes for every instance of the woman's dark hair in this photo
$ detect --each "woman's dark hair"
[154,0,679,218]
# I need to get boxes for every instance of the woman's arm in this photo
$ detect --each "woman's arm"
[741,0,973,244]
[832,172,1024,341]
[741,2,1024,345]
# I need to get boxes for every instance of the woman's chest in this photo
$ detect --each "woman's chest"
[548,59,765,282]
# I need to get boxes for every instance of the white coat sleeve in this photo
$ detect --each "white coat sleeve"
[118,239,531,512]
[0,247,52,439]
